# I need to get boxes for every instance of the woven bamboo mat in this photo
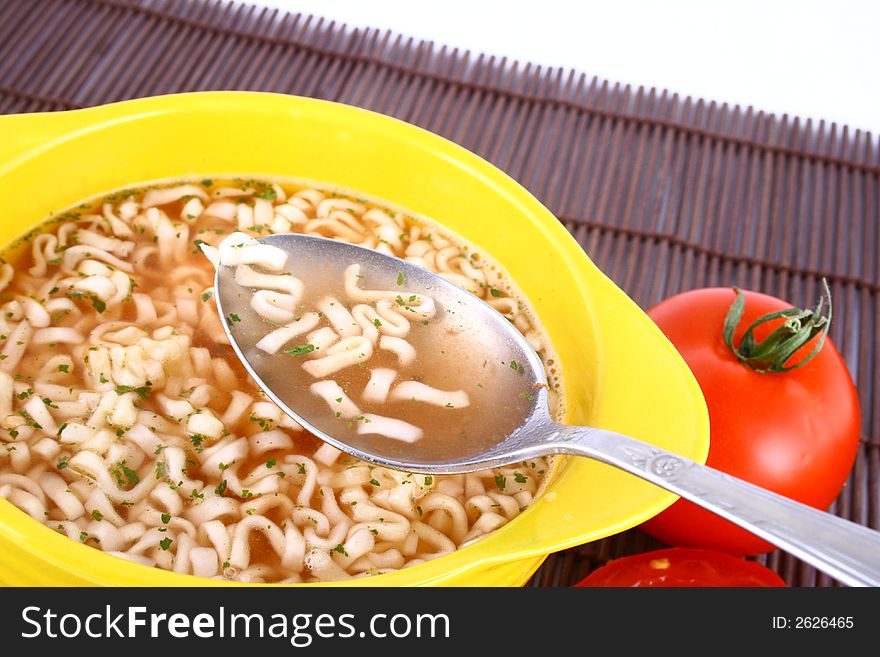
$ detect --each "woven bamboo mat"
[1,0,878,588]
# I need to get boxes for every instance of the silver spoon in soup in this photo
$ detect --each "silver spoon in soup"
[211,232,880,587]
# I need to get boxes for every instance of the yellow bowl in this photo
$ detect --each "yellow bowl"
[0,91,709,586]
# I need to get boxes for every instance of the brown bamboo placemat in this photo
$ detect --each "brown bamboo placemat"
[1,0,878,588]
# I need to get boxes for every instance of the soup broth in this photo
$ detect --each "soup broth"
[0,177,562,583]
[213,231,544,463]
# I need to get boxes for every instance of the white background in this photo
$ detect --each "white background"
[246,0,880,135]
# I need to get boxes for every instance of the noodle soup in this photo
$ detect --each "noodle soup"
[0,178,562,583]
[209,231,546,463]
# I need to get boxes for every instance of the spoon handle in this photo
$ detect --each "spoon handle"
[551,424,880,587]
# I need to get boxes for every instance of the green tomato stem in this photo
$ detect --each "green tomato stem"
[722,278,832,373]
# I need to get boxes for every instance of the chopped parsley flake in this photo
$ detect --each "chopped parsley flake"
[115,383,152,399]
[121,465,139,487]
[190,433,206,450]
[284,343,316,357]
[68,290,106,313]
[495,475,507,490]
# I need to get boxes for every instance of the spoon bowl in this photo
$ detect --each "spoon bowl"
[215,232,546,470]
[216,233,880,587]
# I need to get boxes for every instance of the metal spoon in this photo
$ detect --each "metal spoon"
[215,233,880,587]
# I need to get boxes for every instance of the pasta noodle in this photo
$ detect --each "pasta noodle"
[0,177,561,583]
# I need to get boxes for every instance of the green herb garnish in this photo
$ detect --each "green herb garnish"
[115,383,152,400]
[284,344,316,357]
[121,465,139,487]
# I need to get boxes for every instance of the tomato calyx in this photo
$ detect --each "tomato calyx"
[722,278,832,373]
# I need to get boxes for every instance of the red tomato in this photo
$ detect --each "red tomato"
[640,287,861,556]
[574,548,787,587]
